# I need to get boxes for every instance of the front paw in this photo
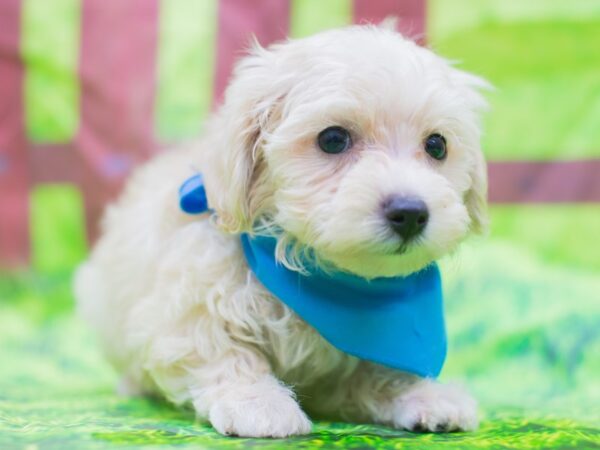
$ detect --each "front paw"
[207,381,312,438]
[393,380,478,432]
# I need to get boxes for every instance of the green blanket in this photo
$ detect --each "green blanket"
[2,206,599,449]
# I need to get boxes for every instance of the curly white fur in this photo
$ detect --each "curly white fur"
[75,24,488,437]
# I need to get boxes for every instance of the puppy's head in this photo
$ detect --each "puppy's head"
[204,25,489,278]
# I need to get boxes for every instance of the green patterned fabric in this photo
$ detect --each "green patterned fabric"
[2,206,599,449]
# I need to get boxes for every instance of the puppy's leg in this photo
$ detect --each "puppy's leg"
[189,350,312,438]
[390,378,478,432]
[308,362,477,432]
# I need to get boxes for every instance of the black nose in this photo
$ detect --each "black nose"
[383,196,429,241]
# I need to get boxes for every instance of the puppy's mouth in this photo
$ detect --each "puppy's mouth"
[394,236,423,255]
[396,242,410,255]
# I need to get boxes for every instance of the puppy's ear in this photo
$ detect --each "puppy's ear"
[448,67,491,235]
[204,41,284,233]
[465,148,489,235]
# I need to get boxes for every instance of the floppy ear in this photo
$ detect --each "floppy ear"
[203,42,284,233]
[465,148,489,235]
[447,66,491,235]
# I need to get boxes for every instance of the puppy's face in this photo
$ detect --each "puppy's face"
[206,26,488,278]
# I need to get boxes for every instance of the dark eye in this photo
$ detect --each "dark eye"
[317,126,352,154]
[424,133,447,161]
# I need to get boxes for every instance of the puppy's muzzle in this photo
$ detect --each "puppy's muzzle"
[383,196,429,241]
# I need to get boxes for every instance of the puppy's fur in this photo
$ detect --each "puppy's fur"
[75,25,488,437]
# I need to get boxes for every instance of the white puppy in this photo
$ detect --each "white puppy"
[75,24,488,438]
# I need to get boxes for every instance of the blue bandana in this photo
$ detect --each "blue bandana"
[179,174,447,378]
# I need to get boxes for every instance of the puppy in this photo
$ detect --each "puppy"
[75,24,488,438]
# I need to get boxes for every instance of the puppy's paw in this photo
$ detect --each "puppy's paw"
[207,382,312,438]
[392,380,478,432]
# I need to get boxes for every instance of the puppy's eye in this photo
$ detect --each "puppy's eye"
[317,126,352,154]
[424,133,447,161]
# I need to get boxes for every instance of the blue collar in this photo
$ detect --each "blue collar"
[179,174,446,377]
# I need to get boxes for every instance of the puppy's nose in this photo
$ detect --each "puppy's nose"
[383,196,429,241]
